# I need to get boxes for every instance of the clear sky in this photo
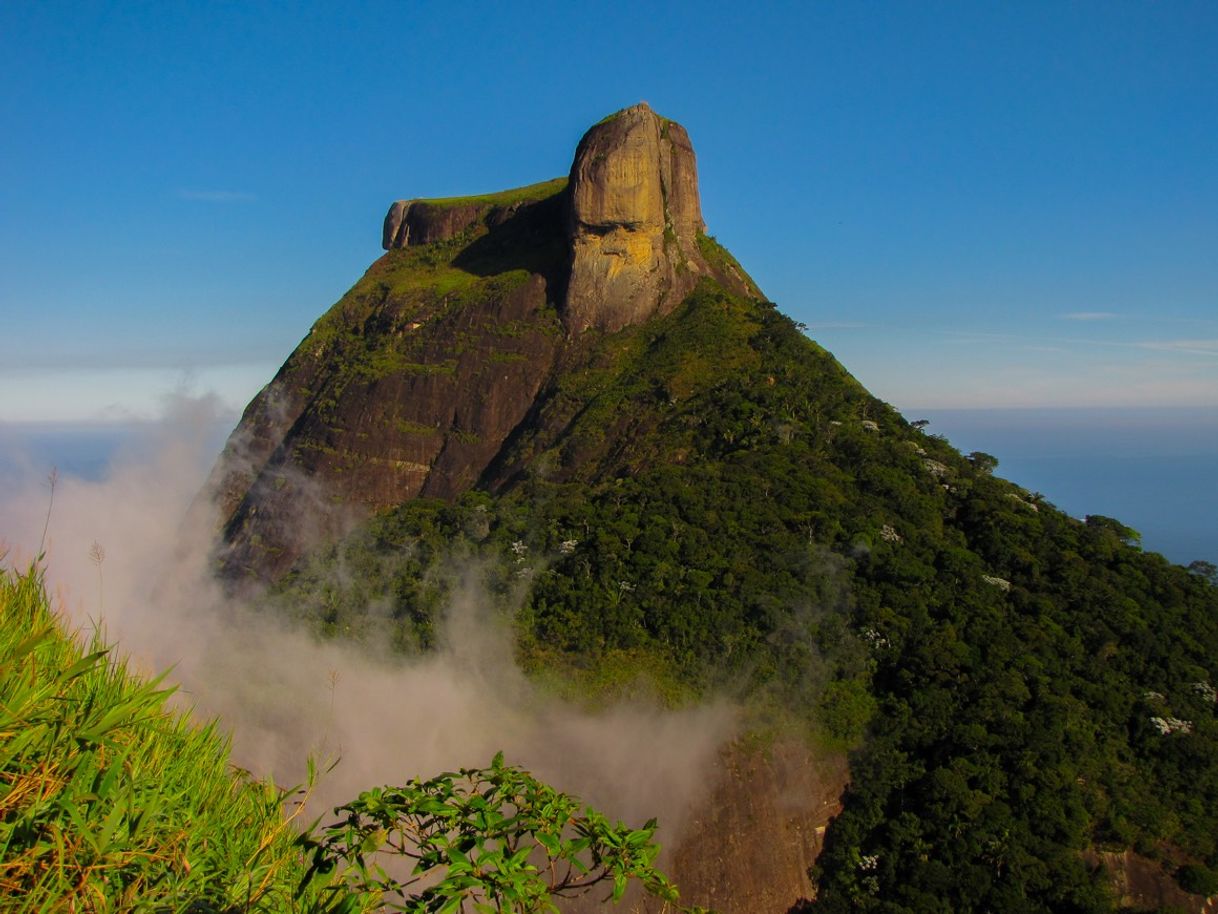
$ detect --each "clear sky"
[2,1,1216,422]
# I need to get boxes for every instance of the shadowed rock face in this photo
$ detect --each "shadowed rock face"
[650,744,847,914]
[383,200,486,248]
[564,103,711,335]
[211,188,571,584]
[556,742,848,914]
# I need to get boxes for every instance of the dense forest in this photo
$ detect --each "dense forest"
[267,279,1218,912]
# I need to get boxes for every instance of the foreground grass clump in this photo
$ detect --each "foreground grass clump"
[0,563,332,913]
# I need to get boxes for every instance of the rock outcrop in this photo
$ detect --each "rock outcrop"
[560,742,848,914]
[563,102,712,334]
[382,104,754,335]
[211,186,572,583]
[658,743,847,913]
[383,200,485,248]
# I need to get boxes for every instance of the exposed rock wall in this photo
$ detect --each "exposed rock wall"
[1084,850,1218,913]
[561,742,848,914]
[658,743,847,913]
[213,190,570,584]
[563,103,711,334]
[383,200,487,249]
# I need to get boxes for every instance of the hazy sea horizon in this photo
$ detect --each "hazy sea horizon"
[2,406,1214,567]
[910,406,1217,567]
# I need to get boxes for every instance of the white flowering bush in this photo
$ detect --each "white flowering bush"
[922,459,950,478]
[981,575,1011,592]
[862,627,890,650]
[1150,716,1193,736]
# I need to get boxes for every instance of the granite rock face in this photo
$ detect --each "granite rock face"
[383,200,486,249]
[381,103,749,336]
[561,743,848,914]
[563,102,711,334]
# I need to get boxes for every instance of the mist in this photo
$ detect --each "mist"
[0,394,737,847]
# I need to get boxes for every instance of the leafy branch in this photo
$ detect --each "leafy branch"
[297,752,703,913]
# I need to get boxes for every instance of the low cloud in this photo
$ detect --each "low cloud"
[0,394,738,846]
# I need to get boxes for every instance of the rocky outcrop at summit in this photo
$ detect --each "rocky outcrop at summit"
[211,104,763,583]
[383,200,485,249]
[563,103,713,334]
[381,104,758,335]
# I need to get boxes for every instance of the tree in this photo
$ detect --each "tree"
[298,753,702,913]
[1085,514,1142,547]
[1186,560,1218,585]
[967,451,999,475]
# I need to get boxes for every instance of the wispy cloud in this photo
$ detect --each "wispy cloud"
[804,321,868,330]
[177,189,256,203]
[935,327,1218,358]
[1058,311,1117,321]
[1138,339,1218,357]
[936,330,1016,343]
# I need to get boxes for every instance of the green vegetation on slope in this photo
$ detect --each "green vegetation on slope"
[0,563,325,912]
[267,279,1218,912]
[283,185,568,427]
[408,177,567,211]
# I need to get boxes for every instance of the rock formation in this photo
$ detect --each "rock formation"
[201,104,1218,914]
[383,199,485,248]
[386,102,743,335]
[563,102,712,334]
[210,104,759,583]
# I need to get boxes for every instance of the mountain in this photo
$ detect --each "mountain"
[209,102,758,584]
[207,105,1218,913]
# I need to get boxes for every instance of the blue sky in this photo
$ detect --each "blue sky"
[2,1,1216,422]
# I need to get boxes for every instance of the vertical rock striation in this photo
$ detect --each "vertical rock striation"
[563,102,713,334]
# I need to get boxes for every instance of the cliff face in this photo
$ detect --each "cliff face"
[211,105,758,583]
[564,103,712,334]
[559,743,848,914]
[656,743,848,914]
[381,103,747,335]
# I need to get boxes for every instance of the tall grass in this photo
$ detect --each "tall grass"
[0,561,344,913]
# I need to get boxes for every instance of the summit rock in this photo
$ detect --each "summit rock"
[564,102,711,334]
[381,103,752,335]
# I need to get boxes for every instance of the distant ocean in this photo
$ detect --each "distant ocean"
[0,420,233,483]
[912,407,1217,567]
[2,408,1214,567]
